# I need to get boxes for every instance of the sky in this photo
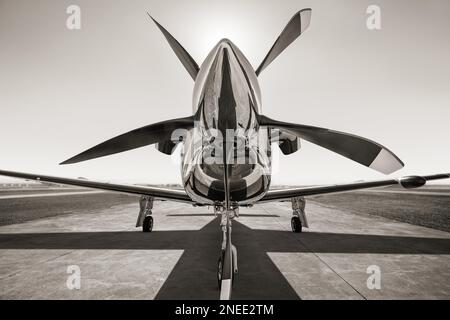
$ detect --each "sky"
[0,0,449,185]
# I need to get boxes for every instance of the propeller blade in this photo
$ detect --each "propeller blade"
[61,116,194,165]
[259,115,404,174]
[147,13,199,80]
[256,8,312,76]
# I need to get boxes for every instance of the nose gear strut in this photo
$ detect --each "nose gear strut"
[215,204,239,300]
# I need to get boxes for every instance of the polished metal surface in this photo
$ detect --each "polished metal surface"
[183,39,270,205]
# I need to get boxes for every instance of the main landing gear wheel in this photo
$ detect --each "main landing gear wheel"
[143,216,153,232]
[291,216,302,233]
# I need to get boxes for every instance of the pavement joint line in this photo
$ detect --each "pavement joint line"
[266,202,367,300]
[0,204,131,281]
[290,202,368,300]
[0,250,76,280]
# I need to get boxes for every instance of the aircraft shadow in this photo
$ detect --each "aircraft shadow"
[0,218,449,299]
[165,213,280,217]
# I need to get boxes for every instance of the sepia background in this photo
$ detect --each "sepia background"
[0,0,449,185]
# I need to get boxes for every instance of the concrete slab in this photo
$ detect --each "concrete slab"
[0,197,449,299]
[0,249,182,299]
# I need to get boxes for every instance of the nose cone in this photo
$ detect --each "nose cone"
[217,46,236,132]
[192,37,262,114]
[212,39,238,67]
[216,38,235,49]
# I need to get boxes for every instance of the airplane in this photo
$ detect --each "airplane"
[1,8,449,300]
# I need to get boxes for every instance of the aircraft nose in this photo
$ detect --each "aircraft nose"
[213,39,238,71]
[216,38,236,51]
[218,38,232,45]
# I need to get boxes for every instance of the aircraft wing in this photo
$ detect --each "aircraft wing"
[0,169,194,204]
[259,173,450,202]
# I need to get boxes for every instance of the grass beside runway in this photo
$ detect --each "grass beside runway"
[0,192,139,226]
[312,190,450,232]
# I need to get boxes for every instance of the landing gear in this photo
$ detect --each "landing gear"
[291,196,308,233]
[215,205,238,300]
[217,244,238,289]
[217,256,223,287]
[143,216,153,232]
[136,196,154,232]
[291,216,302,233]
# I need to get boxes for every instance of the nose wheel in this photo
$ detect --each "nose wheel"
[217,245,237,287]
[217,214,238,300]
[217,256,223,287]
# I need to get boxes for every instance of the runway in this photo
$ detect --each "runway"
[0,191,449,299]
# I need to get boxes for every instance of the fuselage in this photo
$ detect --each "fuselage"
[181,39,272,205]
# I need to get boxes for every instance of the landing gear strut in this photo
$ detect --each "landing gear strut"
[215,205,238,300]
[291,196,308,233]
[136,196,154,232]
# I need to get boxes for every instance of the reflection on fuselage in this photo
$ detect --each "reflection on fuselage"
[181,39,272,205]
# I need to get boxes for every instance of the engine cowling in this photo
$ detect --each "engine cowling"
[272,129,301,155]
[155,140,179,155]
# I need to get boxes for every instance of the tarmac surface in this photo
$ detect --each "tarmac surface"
[0,192,449,300]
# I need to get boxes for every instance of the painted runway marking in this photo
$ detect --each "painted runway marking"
[0,191,106,200]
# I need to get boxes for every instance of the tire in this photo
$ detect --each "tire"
[143,216,153,232]
[217,256,223,288]
[291,216,302,233]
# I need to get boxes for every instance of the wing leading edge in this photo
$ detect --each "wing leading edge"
[0,169,194,204]
[259,173,450,202]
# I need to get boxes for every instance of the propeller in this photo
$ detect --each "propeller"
[256,8,312,76]
[259,115,404,174]
[61,14,201,165]
[60,116,194,165]
[147,13,199,80]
